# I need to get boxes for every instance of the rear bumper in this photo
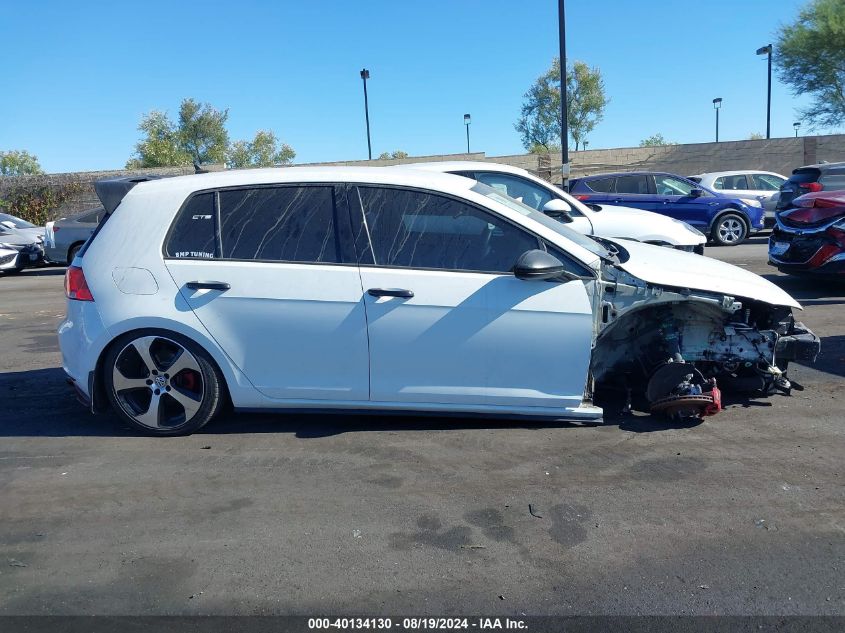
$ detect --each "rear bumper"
[768,226,845,274]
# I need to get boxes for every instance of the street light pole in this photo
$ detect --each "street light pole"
[756,44,772,139]
[558,0,568,185]
[713,98,722,142]
[360,68,372,160]
[794,122,801,137]
[464,114,471,153]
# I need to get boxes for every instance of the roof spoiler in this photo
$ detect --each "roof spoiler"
[94,175,166,214]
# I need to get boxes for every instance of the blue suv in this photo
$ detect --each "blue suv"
[569,171,766,245]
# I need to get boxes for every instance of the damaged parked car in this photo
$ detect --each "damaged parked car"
[59,168,819,435]
[769,191,845,276]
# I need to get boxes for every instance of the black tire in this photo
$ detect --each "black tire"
[67,243,83,264]
[103,329,225,436]
[710,212,748,246]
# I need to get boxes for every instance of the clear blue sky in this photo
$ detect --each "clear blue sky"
[1,0,836,173]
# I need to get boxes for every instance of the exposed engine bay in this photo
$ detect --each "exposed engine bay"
[588,263,821,419]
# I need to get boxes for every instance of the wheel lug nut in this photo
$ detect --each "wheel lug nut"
[152,370,158,376]
[154,389,160,395]
[164,374,169,379]
[146,379,153,385]
[165,386,171,392]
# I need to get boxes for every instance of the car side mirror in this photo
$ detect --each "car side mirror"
[689,188,704,198]
[513,249,575,281]
[542,199,574,223]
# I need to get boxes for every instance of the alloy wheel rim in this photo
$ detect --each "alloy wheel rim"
[718,218,744,243]
[112,336,204,429]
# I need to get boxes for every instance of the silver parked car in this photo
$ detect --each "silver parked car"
[0,225,44,274]
[690,171,786,227]
[44,207,104,264]
[0,212,45,244]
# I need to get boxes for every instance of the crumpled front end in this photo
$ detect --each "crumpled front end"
[588,264,820,418]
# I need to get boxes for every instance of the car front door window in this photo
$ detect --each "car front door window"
[654,175,696,196]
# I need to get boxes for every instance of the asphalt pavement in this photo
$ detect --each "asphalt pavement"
[0,237,843,616]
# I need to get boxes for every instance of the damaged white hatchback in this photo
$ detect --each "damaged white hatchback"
[58,167,820,435]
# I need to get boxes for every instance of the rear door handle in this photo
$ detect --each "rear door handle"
[186,281,230,291]
[367,288,414,298]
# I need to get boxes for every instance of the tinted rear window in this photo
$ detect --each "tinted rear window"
[586,177,615,193]
[219,186,341,263]
[165,193,217,259]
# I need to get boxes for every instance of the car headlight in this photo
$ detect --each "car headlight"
[741,198,763,208]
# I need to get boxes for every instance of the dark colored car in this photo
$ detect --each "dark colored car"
[769,191,845,276]
[776,162,845,211]
[569,171,766,246]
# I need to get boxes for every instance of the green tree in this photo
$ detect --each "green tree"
[775,0,845,128]
[515,58,608,152]
[639,133,676,147]
[377,150,409,160]
[227,130,296,168]
[177,98,230,165]
[127,98,230,168]
[749,132,765,140]
[0,150,44,176]
[126,111,190,168]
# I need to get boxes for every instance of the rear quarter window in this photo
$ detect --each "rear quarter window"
[165,193,217,259]
[789,168,821,184]
[819,168,845,190]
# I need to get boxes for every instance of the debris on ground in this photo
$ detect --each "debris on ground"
[528,504,543,518]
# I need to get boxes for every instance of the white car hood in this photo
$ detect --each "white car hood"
[611,238,801,309]
[589,205,706,246]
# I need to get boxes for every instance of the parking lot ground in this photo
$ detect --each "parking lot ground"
[1,239,843,616]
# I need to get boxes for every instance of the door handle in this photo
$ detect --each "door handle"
[367,288,414,298]
[186,281,230,291]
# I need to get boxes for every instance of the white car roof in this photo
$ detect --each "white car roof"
[692,170,786,179]
[396,161,534,177]
[130,166,479,199]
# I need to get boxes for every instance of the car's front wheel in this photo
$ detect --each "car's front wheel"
[104,330,225,435]
[711,213,748,246]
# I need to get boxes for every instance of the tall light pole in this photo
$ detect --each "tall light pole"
[360,68,372,160]
[794,121,801,137]
[558,0,568,185]
[583,140,589,150]
[756,44,772,139]
[713,98,722,142]
[464,113,471,153]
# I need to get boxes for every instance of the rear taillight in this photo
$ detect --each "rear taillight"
[798,182,823,192]
[575,194,590,200]
[64,265,94,301]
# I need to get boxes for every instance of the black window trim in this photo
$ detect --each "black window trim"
[162,182,358,267]
[347,182,595,279]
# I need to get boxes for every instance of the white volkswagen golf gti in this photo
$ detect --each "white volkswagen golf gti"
[59,167,819,435]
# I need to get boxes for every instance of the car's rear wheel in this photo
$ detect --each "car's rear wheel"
[67,243,83,264]
[711,213,748,246]
[104,331,224,435]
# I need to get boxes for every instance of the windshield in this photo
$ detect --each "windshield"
[0,213,37,229]
[471,182,611,260]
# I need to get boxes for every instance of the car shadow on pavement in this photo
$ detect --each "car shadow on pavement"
[17,267,67,277]
[0,365,823,438]
[762,273,845,302]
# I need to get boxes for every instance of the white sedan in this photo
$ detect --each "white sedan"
[400,161,707,253]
